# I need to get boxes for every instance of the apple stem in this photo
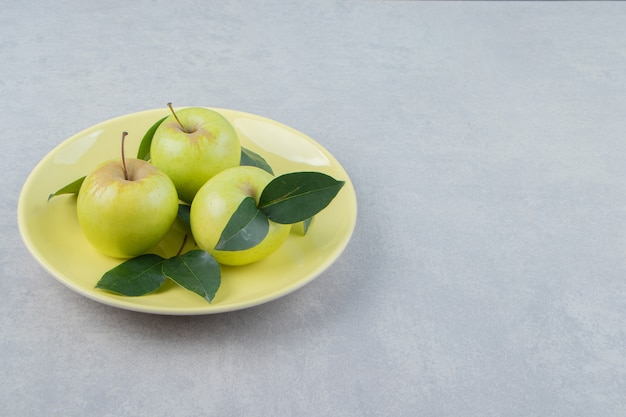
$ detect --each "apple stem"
[176,234,188,257]
[121,131,129,181]
[167,102,189,133]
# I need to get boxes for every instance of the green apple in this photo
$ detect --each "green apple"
[150,105,241,203]
[190,166,291,266]
[77,155,179,258]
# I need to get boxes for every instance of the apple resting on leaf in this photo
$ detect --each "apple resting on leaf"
[150,105,241,203]
[190,166,291,266]
[77,133,179,258]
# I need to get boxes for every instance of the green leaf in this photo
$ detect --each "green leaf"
[163,250,221,303]
[177,204,191,230]
[48,176,85,201]
[292,216,314,236]
[137,115,168,160]
[215,196,269,251]
[258,172,344,224]
[301,216,314,234]
[95,254,167,296]
[240,147,274,174]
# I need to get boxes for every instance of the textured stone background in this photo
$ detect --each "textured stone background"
[2,1,625,416]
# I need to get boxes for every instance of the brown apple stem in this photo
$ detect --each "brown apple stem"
[121,131,129,180]
[176,234,188,257]
[167,102,188,132]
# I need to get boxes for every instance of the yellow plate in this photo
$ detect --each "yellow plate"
[17,108,357,315]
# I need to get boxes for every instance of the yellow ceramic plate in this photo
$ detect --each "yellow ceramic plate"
[17,108,357,315]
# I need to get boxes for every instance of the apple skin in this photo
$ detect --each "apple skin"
[150,107,241,203]
[190,166,291,266]
[76,158,179,258]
